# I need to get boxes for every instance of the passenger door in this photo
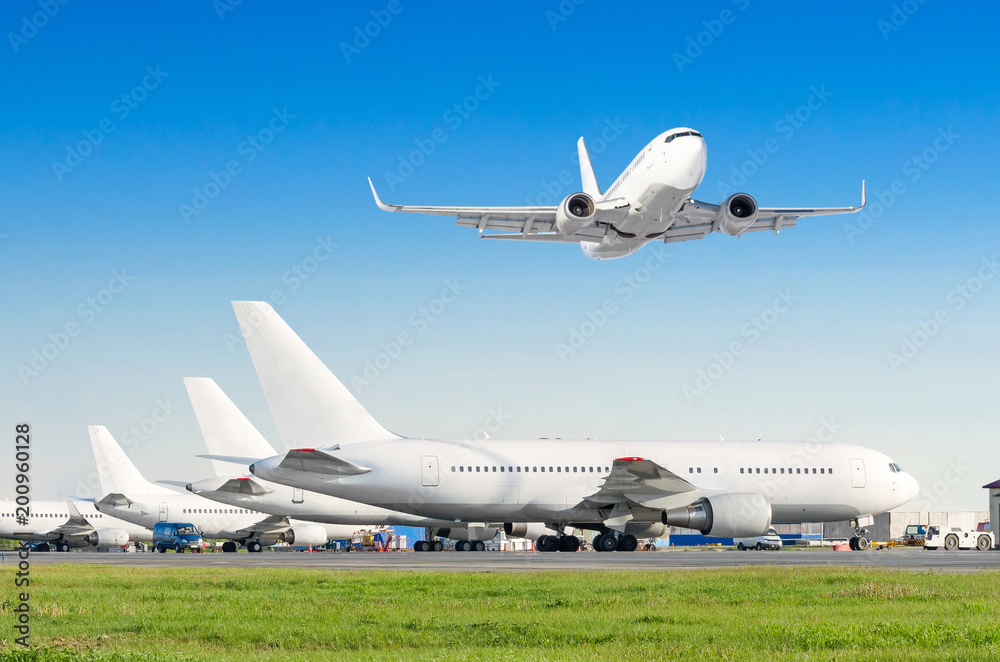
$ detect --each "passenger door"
[421,456,439,487]
[849,458,866,488]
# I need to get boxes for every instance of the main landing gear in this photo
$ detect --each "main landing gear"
[593,532,638,552]
[414,540,445,552]
[454,540,487,552]
[535,534,581,552]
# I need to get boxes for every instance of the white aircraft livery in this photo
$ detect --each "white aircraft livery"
[184,377,500,548]
[0,498,149,551]
[368,129,866,260]
[231,301,918,552]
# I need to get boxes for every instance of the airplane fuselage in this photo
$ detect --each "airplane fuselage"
[0,499,151,544]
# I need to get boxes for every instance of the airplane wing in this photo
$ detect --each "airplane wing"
[368,178,626,243]
[575,458,702,531]
[670,181,866,243]
[35,499,98,540]
[276,448,372,477]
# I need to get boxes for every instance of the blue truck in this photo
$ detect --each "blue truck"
[152,523,204,553]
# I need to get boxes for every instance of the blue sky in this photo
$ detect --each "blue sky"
[2,2,997,511]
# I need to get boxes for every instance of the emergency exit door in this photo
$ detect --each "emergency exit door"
[421,456,439,487]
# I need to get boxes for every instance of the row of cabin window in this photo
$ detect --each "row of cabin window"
[181,508,253,514]
[3,512,102,518]
[606,151,646,196]
[452,466,610,474]
[740,467,833,475]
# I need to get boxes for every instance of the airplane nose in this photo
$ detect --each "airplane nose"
[902,473,920,502]
[667,138,707,189]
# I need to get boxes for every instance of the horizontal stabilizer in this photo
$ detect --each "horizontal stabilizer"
[215,477,273,496]
[196,454,262,467]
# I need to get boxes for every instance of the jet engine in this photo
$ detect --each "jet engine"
[661,493,771,538]
[555,192,597,235]
[624,522,667,538]
[88,528,130,548]
[717,193,758,236]
[284,524,329,547]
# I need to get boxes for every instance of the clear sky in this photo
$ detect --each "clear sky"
[2,2,997,512]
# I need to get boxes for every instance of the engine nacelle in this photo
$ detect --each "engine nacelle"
[717,193,758,236]
[503,523,554,540]
[284,524,329,547]
[661,493,771,538]
[555,192,597,235]
[88,528,130,548]
[624,522,667,539]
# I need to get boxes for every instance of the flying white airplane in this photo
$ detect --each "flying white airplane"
[184,377,500,550]
[87,426,345,552]
[227,301,917,552]
[0,498,148,551]
[368,128,866,260]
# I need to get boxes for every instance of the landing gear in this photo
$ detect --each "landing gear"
[221,541,238,553]
[536,535,560,552]
[55,542,70,552]
[473,540,486,552]
[414,540,444,551]
[414,540,427,552]
[36,542,50,552]
[432,539,443,552]
[594,533,618,552]
[456,540,471,552]
[558,536,580,552]
[247,540,263,553]
[616,534,638,552]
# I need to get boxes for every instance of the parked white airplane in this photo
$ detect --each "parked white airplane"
[184,377,500,549]
[87,426,346,552]
[228,301,918,552]
[369,129,866,260]
[0,498,148,551]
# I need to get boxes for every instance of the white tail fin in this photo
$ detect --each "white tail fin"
[184,377,278,477]
[231,301,400,448]
[88,425,175,496]
[577,137,602,198]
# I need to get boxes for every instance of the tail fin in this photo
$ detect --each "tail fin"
[231,301,401,448]
[577,137,602,198]
[184,377,278,477]
[88,426,175,496]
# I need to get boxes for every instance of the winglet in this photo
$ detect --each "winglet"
[368,177,398,212]
[860,179,866,209]
[577,137,602,198]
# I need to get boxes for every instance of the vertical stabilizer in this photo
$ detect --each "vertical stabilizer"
[184,377,278,476]
[231,301,401,448]
[87,426,175,496]
[577,137,602,198]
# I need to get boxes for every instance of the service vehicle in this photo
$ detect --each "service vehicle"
[734,527,783,551]
[924,525,993,551]
[153,522,204,553]
[898,524,926,546]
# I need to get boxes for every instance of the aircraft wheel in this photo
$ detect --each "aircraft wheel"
[848,537,858,551]
[222,541,237,553]
[413,540,426,552]
[594,533,618,552]
[37,543,50,552]
[455,540,470,552]
[536,535,559,552]
[856,537,869,551]
[616,534,638,552]
[473,540,486,552]
[432,540,444,552]
[977,535,992,551]
[944,534,959,551]
[559,535,580,552]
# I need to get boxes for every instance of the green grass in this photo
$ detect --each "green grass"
[2,565,999,660]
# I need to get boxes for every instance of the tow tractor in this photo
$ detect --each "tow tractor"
[924,525,994,551]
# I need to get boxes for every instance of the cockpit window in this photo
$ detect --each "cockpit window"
[888,463,902,473]
[664,131,703,143]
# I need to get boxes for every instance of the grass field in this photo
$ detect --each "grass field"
[2,565,999,660]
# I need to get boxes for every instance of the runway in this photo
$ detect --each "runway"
[11,547,1000,572]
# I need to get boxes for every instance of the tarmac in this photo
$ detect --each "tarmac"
[10,547,1000,572]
